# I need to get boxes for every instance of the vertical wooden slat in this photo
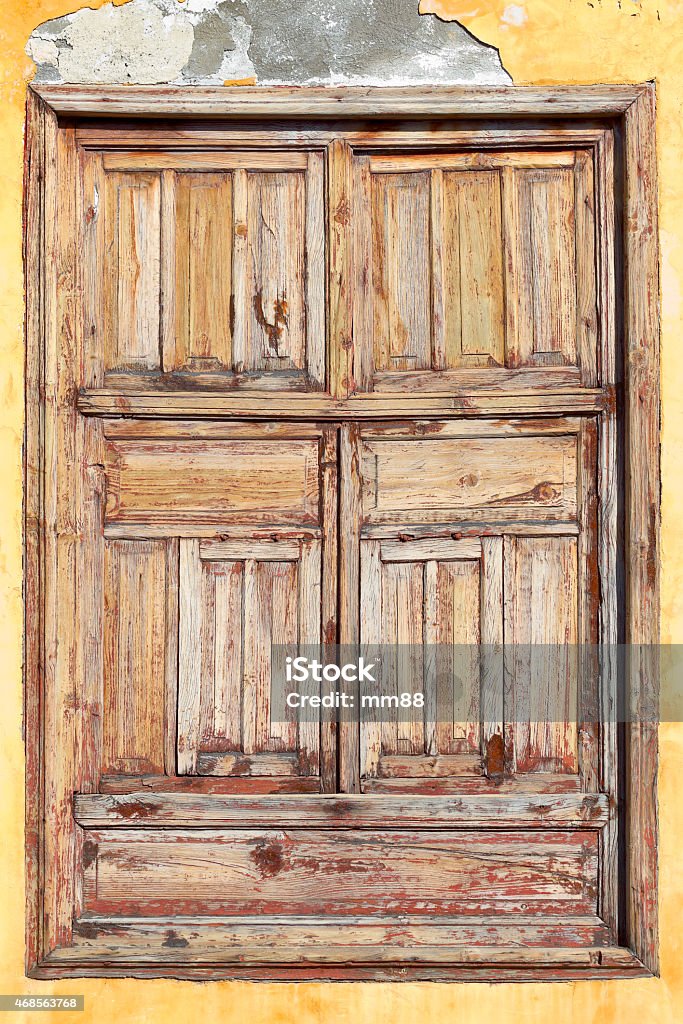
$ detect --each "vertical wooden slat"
[443,171,505,367]
[360,540,382,779]
[306,151,326,387]
[624,84,659,974]
[81,151,105,387]
[173,173,232,370]
[23,89,45,970]
[231,167,248,374]
[212,563,243,750]
[241,557,258,757]
[481,536,504,760]
[430,169,445,371]
[178,539,202,775]
[372,172,431,371]
[527,168,577,361]
[423,559,439,757]
[339,423,361,791]
[103,171,161,371]
[163,540,179,777]
[76,420,105,794]
[505,536,579,775]
[42,117,80,953]
[395,562,424,754]
[380,558,399,757]
[268,560,299,750]
[320,426,338,792]
[578,419,600,793]
[352,154,373,390]
[103,541,168,776]
[575,151,598,385]
[298,540,322,774]
[501,165,531,368]
[329,139,354,398]
[160,168,177,373]
[436,560,480,756]
[247,172,306,371]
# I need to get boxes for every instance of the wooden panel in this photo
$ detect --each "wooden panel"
[361,434,577,523]
[360,535,494,785]
[177,537,322,785]
[441,170,505,368]
[81,828,599,918]
[244,171,307,372]
[170,172,232,371]
[102,540,175,775]
[505,167,578,368]
[504,536,579,775]
[104,438,320,525]
[74,792,610,829]
[103,171,160,371]
[372,172,431,372]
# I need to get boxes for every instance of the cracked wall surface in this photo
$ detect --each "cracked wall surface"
[26,0,511,86]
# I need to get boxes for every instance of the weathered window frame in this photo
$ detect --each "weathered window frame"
[24,83,659,980]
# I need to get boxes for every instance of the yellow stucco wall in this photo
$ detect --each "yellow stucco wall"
[1,1,682,1021]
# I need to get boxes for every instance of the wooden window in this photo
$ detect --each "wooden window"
[25,85,658,981]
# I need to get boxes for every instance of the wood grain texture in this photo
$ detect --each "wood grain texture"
[80,827,600,918]
[25,85,659,980]
[624,83,660,974]
[32,83,648,118]
[74,792,610,829]
[104,438,320,524]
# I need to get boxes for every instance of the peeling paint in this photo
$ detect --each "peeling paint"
[26,0,511,86]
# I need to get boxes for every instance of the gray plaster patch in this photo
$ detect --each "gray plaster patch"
[26,0,511,86]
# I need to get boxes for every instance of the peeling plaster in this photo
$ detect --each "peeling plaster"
[26,0,511,86]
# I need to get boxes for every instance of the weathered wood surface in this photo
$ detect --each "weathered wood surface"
[74,792,609,828]
[25,85,659,980]
[32,83,649,118]
[79,828,600,917]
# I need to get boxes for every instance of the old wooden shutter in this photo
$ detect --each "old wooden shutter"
[26,85,659,980]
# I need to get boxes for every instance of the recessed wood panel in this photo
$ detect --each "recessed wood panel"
[87,151,325,388]
[171,172,232,371]
[352,149,598,393]
[104,439,321,525]
[504,536,580,774]
[361,434,577,523]
[81,828,599,918]
[102,539,176,775]
[371,172,431,372]
[441,170,505,368]
[103,171,161,371]
[177,537,322,786]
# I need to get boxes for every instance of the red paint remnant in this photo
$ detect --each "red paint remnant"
[250,840,285,877]
[485,734,505,779]
[253,290,289,352]
[451,532,463,541]
[82,840,97,870]
[324,617,337,645]
[116,798,158,820]
[334,196,350,226]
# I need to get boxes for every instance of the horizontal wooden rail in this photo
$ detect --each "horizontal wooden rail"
[74,792,610,829]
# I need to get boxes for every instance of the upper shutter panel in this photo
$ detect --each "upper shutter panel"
[352,149,598,394]
[82,150,326,390]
